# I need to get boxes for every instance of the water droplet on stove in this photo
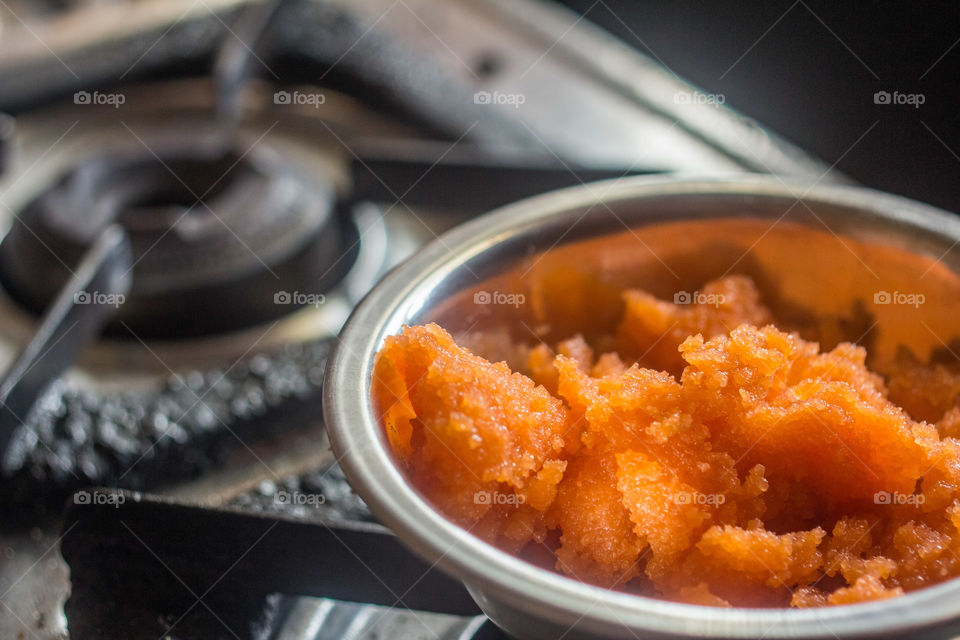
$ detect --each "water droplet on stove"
[194,405,217,429]
[249,354,270,375]
[186,371,205,391]
[258,480,276,496]
[169,373,187,390]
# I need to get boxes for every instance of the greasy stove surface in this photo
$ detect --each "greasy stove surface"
[0,0,833,638]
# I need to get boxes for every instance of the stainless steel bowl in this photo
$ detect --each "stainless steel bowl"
[324,175,960,639]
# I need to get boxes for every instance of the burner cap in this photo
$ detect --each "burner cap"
[0,143,356,339]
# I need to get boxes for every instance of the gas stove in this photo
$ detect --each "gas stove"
[0,1,833,638]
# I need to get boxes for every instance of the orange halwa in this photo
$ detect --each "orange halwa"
[372,275,960,607]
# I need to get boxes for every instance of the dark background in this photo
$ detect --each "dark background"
[557,0,960,212]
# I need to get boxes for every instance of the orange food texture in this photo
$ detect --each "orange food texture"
[883,348,960,424]
[372,276,960,607]
[618,274,772,376]
[372,323,571,543]
[679,326,931,503]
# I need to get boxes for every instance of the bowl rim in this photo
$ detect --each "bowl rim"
[323,173,960,639]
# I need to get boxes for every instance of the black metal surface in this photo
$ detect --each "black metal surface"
[228,463,376,524]
[350,143,656,214]
[0,0,532,148]
[0,337,333,514]
[0,226,131,474]
[214,0,288,123]
[0,113,13,176]
[0,145,349,338]
[61,492,482,639]
[0,9,228,114]
[267,0,537,147]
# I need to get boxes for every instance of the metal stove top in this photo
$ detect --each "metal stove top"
[0,1,833,638]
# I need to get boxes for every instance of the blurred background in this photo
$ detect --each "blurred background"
[557,0,960,211]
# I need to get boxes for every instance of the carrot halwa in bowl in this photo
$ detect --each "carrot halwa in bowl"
[325,176,960,639]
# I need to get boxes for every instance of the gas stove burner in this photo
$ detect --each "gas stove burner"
[0,140,353,339]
